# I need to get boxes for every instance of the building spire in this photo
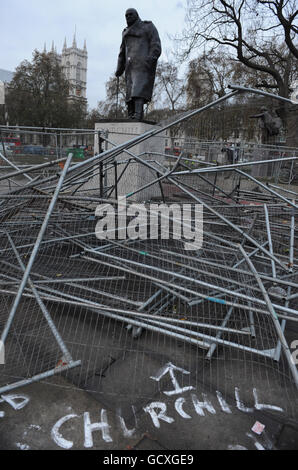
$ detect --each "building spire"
[51,40,55,53]
[63,37,67,50]
[73,27,77,48]
[43,42,47,53]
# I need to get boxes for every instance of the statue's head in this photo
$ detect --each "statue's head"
[125,8,139,27]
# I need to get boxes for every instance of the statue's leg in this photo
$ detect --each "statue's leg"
[133,98,144,121]
[127,100,134,119]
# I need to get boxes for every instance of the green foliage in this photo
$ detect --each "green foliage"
[6,50,86,128]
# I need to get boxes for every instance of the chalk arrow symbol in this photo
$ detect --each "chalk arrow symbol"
[150,362,195,396]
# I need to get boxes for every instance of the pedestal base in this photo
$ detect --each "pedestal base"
[91,120,166,202]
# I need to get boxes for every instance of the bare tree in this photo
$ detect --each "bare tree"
[175,0,298,129]
[256,0,298,59]
[186,48,246,107]
[178,1,297,96]
[155,61,186,111]
[88,74,127,120]
[146,60,187,151]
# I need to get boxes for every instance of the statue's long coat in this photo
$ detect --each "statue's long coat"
[116,19,161,103]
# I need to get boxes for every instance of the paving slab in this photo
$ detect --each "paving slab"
[1,351,297,450]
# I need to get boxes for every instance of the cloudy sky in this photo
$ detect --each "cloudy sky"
[1,0,187,109]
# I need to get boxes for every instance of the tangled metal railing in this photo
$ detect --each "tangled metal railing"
[0,85,297,420]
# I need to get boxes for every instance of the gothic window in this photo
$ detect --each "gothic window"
[66,62,70,79]
[76,62,81,82]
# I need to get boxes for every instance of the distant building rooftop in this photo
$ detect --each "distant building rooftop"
[0,69,14,83]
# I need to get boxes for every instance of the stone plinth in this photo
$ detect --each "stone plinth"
[92,120,166,202]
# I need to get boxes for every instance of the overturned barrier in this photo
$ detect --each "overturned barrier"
[0,86,297,421]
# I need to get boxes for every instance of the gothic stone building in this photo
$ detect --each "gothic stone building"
[46,34,88,108]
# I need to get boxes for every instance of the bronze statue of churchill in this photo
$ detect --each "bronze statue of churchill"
[116,8,162,121]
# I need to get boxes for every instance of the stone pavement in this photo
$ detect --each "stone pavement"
[1,352,298,451]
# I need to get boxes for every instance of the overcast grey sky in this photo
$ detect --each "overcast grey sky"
[1,0,187,110]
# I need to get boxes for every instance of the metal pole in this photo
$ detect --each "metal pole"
[0,150,33,181]
[83,252,298,318]
[238,244,298,389]
[6,232,74,363]
[67,91,240,175]
[114,161,118,200]
[165,175,288,271]
[236,169,297,209]
[0,361,81,395]
[116,76,119,119]
[98,138,289,272]
[273,202,295,361]
[0,154,73,345]
[264,204,277,280]
[0,156,67,184]
[228,84,296,105]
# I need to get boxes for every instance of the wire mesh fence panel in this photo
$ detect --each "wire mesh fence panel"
[0,97,297,425]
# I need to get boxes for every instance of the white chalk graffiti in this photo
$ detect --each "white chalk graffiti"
[117,406,137,438]
[84,410,113,448]
[150,362,195,396]
[1,394,30,410]
[16,442,30,450]
[175,397,192,419]
[51,414,79,450]
[0,394,30,418]
[234,387,254,413]
[191,393,217,417]
[216,391,232,414]
[0,362,284,451]
[252,388,284,412]
[143,402,175,429]
[48,362,284,449]
[50,359,285,448]
[228,444,248,450]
